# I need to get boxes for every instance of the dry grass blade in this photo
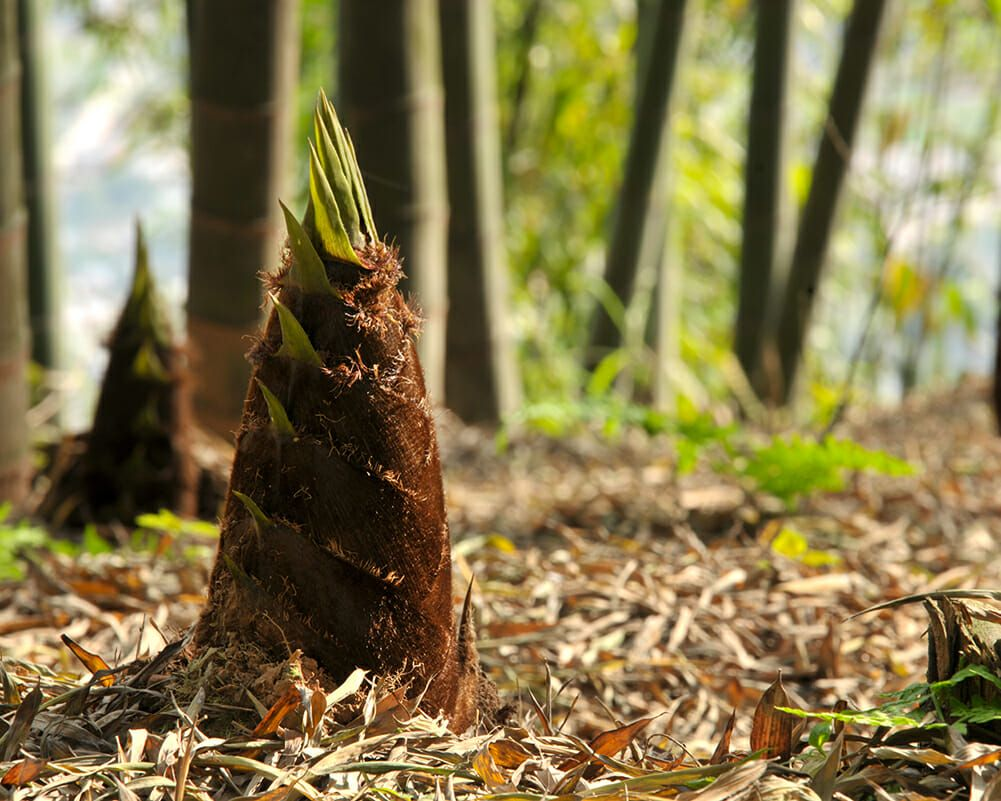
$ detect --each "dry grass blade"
[576,761,747,796]
[750,674,795,760]
[709,709,736,765]
[676,760,767,800]
[849,589,1001,619]
[811,730,844,801]
[0,684,42,761]
[526,690,552,735]
[195,754,322,800]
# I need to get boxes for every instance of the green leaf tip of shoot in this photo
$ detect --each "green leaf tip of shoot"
[308,142,362,267]
[126,217,170,347]
[222,554,257,594]
[314,109,361,246]
[232,490,273,533]
[254,378,296,436]
[317,91,377,241]
[270,293,323,367]
[279,200,337,296]
[299,90,378,264]
[133,218,150,289]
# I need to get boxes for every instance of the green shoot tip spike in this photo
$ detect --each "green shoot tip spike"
[222,554,257,594]
[254,379,296,436]
[342,129,378,242]
[232,490,273,534]
[270,293,323,367]
[279,200,336,296]
[313,113,362,246]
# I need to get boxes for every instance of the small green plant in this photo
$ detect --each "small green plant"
[0,502,51,580]
[134,509,218,539]
[133,509,218,560]
[499,394,735,460]
[0,504,116,579]
[501,394,911,507]
[728,435,913,506]
[782,663,1001,741]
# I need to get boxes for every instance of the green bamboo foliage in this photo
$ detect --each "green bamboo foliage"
[196,95,495,731]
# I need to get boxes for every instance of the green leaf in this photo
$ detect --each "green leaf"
[808,721,832,750]
[771,528,808,560]
[776,705,939,730]
[734,436,913,507]
[82,525,113,555]
[586,350,627,397]
[308,142,361,266]
[132,340,169,382]
[343,129,378,242]
[271,294,322,367]
[318,89,377,242]
[232,490,273,533]
[313,108,361,246]
[280,201,334,295]
[135,510,218,538]
[255,379,296,436]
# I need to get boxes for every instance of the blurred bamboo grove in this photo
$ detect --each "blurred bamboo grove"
[2,0,1001,495]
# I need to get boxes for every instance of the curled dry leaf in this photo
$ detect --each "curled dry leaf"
[0,685,42,761]
[61,633,115,687]
[252,685,303,737]
[589,715,656,758]
[0,756,46,787]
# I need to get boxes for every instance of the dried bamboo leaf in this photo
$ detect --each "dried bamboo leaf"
[588,716,655,758]
[194,754,321,800]
[253,685,302,737]
[488,740,534,770]
[0,756,46,787]
[0,685,42,761]
[325,668,368,708]
[61,635,114,687]
[750,674,795,760]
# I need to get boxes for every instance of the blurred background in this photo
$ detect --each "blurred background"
[6,0,1001,437]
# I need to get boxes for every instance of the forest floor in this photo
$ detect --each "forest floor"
[2,378,1001,799]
